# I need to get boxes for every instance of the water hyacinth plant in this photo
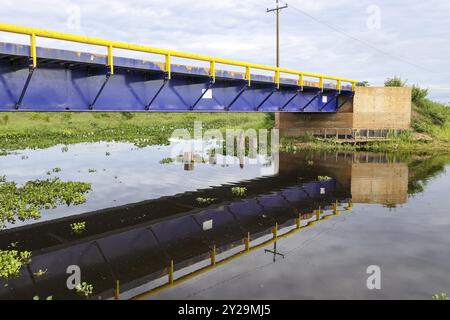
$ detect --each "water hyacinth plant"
[0,177,91,229]
[75,282,94,298]
[432,293,449,300]
[0,250,32,279]
[231,187,247,197]
[196,197,217,206]
[159,157,174,164]
[70,222,86,234]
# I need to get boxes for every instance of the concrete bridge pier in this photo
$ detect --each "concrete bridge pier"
[276,87,412,140]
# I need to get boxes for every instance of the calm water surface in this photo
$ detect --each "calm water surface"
[1,141,449,300]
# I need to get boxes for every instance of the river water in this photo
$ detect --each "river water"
[1,141,449,300]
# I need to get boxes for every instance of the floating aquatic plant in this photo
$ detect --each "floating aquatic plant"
[75,282,94,298]
[0,250,32,279]
[159,158,174,164]
[196,197,217,206]
[70,222,86,234]
[33,269,48,277]
[33,296,53,300]
[432,293,449,300]
[0,177,91,229]
[231,187,247,197]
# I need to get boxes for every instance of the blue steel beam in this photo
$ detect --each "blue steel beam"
[0,43,352,112]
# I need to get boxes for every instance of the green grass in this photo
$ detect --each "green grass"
[0,112,269,151]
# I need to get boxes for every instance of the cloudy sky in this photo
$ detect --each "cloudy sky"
[0,0,449,102]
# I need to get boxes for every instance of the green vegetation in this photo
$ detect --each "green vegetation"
[317,176,332,182]
[231,187,247,197]
[408,154,450,195]
[75,282,94,298]
[432,293,449,300]
[33,296,53,300]
[70,222,86,234]
[0,177,91,229]
[196,197,217,206]
[159,157,174,165]
[282,77,450,155]
[0,250,32,279]
[0,113,267,151]
[33,269,48,277]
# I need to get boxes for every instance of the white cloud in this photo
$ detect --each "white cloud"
[0,0,449,102]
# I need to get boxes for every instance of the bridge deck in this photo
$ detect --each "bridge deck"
[0,23,356,112]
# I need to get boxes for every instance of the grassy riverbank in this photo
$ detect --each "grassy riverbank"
[0,112,268,151]
[282,79,450,155]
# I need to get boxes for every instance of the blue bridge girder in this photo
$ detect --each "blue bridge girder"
[0,42,354,112]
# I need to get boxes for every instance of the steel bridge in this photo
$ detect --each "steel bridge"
[0,23,357,113]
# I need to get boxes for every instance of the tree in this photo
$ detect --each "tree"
[356,81,370,87]
[384,76,407,87]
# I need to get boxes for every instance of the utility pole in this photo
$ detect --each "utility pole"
[267,0,288,68]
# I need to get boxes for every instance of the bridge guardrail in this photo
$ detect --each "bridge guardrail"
[0,22,357,91]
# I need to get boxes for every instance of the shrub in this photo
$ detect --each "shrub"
[384,77,407,87]
[411,85,429,104]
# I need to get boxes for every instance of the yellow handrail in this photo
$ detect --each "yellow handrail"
[0,22,357,89]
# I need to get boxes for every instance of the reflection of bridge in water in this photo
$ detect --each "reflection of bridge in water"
[0,152,408,300]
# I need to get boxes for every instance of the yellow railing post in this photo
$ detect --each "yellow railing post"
[333,201,341,215]
[114,280,120,300]
[107,45,114,75]
[315,207,321,221]
[168,260,174,285]
[337,80,341,93]
[275,70,280,89]
[210,60,216,83]
[30,33,37,68]
[272,223,278,240]
[295,215,301,229]
[210,245,216,266]
[298,74,304,91]
[319,77,324,91]
[244,232,250,251]
[165,54,171,80]
[245,66,251,86]
[346,200,353,210]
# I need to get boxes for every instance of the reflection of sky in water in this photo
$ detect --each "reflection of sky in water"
[1,141,278,229]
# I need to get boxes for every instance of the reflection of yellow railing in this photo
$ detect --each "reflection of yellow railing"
[127,201,351,300]
[0,23,357,90]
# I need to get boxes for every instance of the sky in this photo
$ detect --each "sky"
[0,0,449,103]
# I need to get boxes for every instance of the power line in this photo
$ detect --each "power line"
[280,1,445,76]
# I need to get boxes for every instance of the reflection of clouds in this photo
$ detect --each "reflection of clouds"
[2,141,275,229]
